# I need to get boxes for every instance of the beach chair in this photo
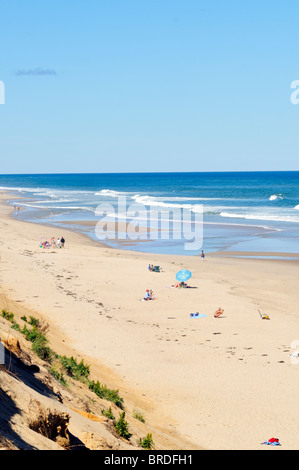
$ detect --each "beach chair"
[258,310,270,320]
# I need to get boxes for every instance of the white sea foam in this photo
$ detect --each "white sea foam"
[131,194,234,206]
[154,196,232,201]
[26,199,78,204]
[1,186,96,200]
[95,189,129,197]
[131,194,193,209]
[17,202,95,212]
[0,186,47,193]
[220,211,299,223]
[129,195,248,217]
[269,194,283,201]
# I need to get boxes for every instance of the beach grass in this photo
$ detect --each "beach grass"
[1,309,125,410]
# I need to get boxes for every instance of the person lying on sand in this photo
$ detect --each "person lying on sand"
[179,282,188,288]
[214,307,224,318]
[170,282,189,288]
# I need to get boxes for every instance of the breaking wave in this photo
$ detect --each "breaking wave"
[269,194,283,201]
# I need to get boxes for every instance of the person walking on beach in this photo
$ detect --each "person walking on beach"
[61,236,65,248]
[201,250,205,261]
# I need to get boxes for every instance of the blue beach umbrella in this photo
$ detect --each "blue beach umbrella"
[176,269,192,282]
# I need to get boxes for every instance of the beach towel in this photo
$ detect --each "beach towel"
[189,313,207,318]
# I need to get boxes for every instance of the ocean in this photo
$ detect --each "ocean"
[1,172,299,257]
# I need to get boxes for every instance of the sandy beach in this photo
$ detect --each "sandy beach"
[1,191,299,450]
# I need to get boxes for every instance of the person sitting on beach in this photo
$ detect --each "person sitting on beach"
[144,289,154,300]
[214,307,224,318]
[144,290,151,300]
[179,282,188,288]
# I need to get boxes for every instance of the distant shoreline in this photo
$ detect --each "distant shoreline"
[1,169,299,258]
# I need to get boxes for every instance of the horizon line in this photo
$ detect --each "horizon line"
[0,170,298,176]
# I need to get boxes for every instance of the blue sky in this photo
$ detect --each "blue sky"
[0,0,299,173]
